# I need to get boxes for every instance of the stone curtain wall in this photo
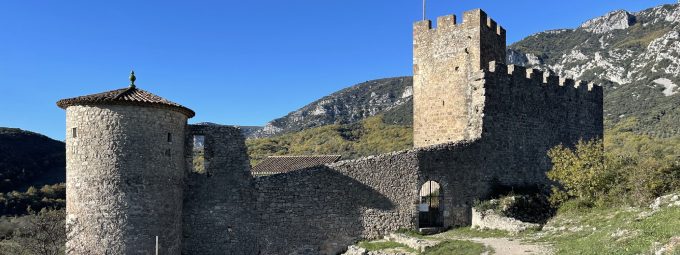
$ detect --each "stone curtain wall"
[415,64,603,228]
[65,105,187,254]
[181,124,259,255]
[413,9,506,148]
[481,62,604,186]
[254,151,421,255]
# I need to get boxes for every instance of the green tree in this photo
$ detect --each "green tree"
[547,139,612,206]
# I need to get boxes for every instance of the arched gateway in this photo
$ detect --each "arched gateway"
[418,181,443,229]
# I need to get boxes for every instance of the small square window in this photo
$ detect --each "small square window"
[72,128,77,138]
[167,133,172,143]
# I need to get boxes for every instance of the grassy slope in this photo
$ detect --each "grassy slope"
[246,115,412,166]
[535,202,680,255]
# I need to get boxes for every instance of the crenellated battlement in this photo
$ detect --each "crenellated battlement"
[414,9,505,37]
[487,61,602,97]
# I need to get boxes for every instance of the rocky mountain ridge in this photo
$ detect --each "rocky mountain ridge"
[249,77,413,138]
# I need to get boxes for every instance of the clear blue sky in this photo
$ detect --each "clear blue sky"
[0,0,676,140]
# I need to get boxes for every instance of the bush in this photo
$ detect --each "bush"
[547,132,680,208]
[0,183,66,216]
[547,139,612,206]
[0,208,65,255]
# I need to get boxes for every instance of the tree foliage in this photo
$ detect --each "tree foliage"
[548,118,680,207]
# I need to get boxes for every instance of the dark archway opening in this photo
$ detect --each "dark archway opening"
[418,181,443,228]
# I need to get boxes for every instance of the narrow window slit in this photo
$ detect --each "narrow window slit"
[192,135,206,174]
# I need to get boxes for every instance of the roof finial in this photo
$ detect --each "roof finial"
[129,70,136,88]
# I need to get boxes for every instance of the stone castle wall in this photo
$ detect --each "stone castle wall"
[481,62,603,186]
[65,105,187,254]
[254,151,421,255]
[415,63,603,228]
[181,124,258,255]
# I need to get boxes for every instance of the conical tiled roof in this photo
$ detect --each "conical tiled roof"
[57,86,195,118]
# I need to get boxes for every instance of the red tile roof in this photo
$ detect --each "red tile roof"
[252,155,342,175]
[57,86,195,118]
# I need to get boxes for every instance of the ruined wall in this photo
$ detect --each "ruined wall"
[254,151,421,255]
[65,105,187,254]
[181,124,258,255]
[413,9,506,147]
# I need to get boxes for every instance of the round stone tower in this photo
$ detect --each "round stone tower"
[57,72,195,254]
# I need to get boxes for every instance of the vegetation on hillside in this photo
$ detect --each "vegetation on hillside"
[247,115,412,166]
[0,184,66,217]
[548,118,680,207]
[0,208,65,255]
[0,128,65,193]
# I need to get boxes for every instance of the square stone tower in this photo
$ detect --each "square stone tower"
[413,9,506,147]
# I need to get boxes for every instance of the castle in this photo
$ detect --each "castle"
[57,9,603,255]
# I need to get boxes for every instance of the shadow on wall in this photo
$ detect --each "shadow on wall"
[255,166,394,255]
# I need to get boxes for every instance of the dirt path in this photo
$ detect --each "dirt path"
[466,237,552,255]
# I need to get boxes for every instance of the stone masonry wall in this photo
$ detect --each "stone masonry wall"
[254,151,421,255]
[413,9,506,147]
[182,124,258,255]
[416,65,603,227]
[65,105,187,254]
[481,62,604,186]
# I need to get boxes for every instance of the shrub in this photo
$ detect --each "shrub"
[547,139,612,206]
[0,208,65,255]
[547,133,680,208]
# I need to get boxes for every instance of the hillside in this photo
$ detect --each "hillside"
[247,3,680,140]
[248,77,413,138]
[0,128,65,193]
[246,115,412,165]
